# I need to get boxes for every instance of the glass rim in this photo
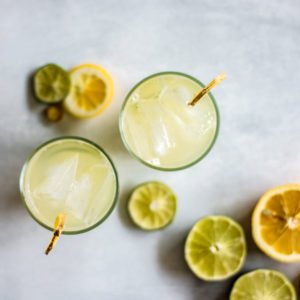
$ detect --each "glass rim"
[119,71,220,171]
[19,136,119,235]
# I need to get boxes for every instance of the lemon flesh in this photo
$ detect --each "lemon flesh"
[252,184,300,262]
[185,216,246,281]
[64,64,114,118]
[128,181,176,230]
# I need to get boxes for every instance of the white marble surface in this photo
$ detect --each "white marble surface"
[1,0,300,299]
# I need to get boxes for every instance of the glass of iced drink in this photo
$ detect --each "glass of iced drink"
[119,72,220,170]
[19,137,118,234]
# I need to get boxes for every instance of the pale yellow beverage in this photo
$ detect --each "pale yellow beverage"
[120,72,219,170]
[20,137,118,233]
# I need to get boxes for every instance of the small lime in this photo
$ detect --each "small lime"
[128,181,176,230]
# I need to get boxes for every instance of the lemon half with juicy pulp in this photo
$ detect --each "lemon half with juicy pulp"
[230,269,296,300]
[128,181,177,231]
[64,64,114,118]
[185,216,246,281]
[252,184,300,263]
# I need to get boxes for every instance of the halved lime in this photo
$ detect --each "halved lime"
[33,64,70,103]
[230,269,296,300]
[185,216,246,281]
[128,181,176,230]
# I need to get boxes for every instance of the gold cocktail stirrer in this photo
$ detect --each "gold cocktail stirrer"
[189,73,226,106]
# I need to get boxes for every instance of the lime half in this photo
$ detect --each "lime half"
[185,216,246,281]
[230,269,296,300]
[33,64,70,103]
[128,181,176,230]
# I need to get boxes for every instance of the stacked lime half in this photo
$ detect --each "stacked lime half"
[33,63,114,119]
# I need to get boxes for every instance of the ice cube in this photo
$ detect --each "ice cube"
[124,107,155,160]
[129,92,140,105]
[190,111,215,135]
[137,100,175,156]
[176,86,194,104]
[137,77,165,100]
[64,173,92,222]
[83,167,114,225]
[160,100,187,131]
[34,154,79,203]
[157,85,170,102]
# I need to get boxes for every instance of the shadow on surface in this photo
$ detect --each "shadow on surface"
[25,67,128,158]
[157,228,190,278]
[25,68,84,131]
[26,69,51,126]
[26,69,39,112]
[237,198,278,269]
[93,112,127,158]
[157,227,239,299]
[155,196,276,300]
[0,153,30,244]
[191,280,234,300]
[238,200,258,254]
[4,184,24,213]
[117,184,137,230]
[1,153,28,214]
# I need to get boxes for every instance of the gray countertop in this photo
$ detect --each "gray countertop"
[1,0,300,299]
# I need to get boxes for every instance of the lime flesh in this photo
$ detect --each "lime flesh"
[33,64,70,103]
[230,269,296,300]
[128,181,176,230]
[185,216,246,281]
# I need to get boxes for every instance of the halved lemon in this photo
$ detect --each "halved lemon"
[185,216,246,281]
[230,269,296,300]
[252,184,300,263]
[64,64,114,118]
[128,181,177,231]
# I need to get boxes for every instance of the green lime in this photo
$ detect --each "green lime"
[33,64,70,103]
[230,269,296,300]
[185,216,246,281]
[128,181,176,230]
